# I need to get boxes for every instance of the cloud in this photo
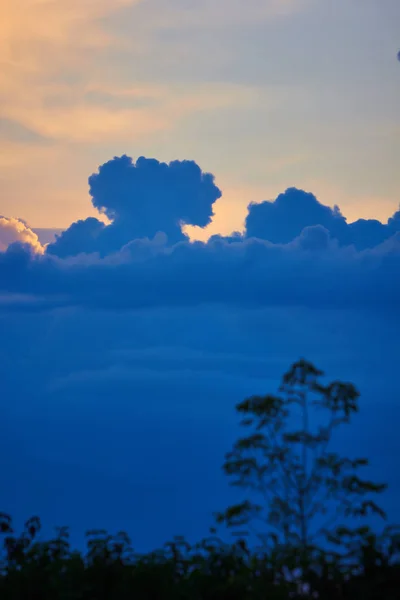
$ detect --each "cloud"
[245,187,347,243]
[1,224,399,313]
[0,156,398,313]
[47,218,107,258]
[388,207,400,229]
[48,155,222,256]
[47,159,400,259]
[245,187,400,250]
[0,217,44,253]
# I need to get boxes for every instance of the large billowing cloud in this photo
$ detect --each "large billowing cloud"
[48,156,221,257]
[47,158,400,259]
[0,216,44,253]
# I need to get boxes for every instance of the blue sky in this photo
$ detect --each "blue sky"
[1,301,400,550]
[0,0,399,551]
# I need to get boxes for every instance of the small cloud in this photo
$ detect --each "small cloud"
[0,217,45,254]
[245,187,400,250]
[245,187,347,244]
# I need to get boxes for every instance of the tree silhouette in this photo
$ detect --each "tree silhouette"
[216,359,388,556]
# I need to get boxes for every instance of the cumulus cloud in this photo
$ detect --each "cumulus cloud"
[245,187,400,250]
[47,218,106,259]
[48,160,400,259]
[0,216,44,253]
[245,188,347,243]
[0,156,399,312]
[48,156,221,257]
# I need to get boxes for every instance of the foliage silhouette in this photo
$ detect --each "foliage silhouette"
[215,360,389,558]
[0,513,400,599]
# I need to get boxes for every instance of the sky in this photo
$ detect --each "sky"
[1,0,400,235]
[0,0,400,552]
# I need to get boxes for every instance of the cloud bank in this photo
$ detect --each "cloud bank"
[1,225,399,312]
[0,155,398,312]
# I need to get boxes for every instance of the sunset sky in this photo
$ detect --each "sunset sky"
[1,0,399,237]
[1,1,400,551]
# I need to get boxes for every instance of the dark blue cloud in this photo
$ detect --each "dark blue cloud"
[48,162,399,259]
[3,157,400,313]
[388,206,400,229]
[46,218,106,258]
[245,187,400,250]
[1,227,399,312]
[48,155,221,257]
[245,188,347,244]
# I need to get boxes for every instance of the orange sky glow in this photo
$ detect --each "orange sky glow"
[1,0,399,236]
